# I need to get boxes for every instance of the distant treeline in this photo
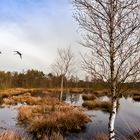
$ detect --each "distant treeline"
[0,69,95,89]
[0,69,139,89]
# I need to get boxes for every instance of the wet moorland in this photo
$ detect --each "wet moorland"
[0,88,140,140]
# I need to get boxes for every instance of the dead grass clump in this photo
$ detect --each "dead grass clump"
[2,95,42,105]
[39,96,61,106]
[93,90,110,97]
[41,132,64,140]
[17,99,75,123]
[69,88,84,93]
[82,94,96,100]
[2,92,61,106]
[82,100,112,112]
[18,106,36,122]
[0,130,31,140]
[0,88,31,97]
[17,102,90,138]
[2,98,15,105]
[0,88,51,105]
[133,95,140,102]
[28,110,90,135]
[49,132,64,140]
[124,90,140,97]
[0,130,20,140]
[18,104,71,122]
[95,133,109,140]
[13,95,42,105]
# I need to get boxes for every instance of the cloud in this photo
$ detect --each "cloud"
[0,0,82,73]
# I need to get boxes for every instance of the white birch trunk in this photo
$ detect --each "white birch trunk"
[108,99,117,140]
[60,76,64,101]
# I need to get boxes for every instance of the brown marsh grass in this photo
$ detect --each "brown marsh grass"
[18,103,78,122]
[28,110,90,134]
[0,130,109,140]
[95,133,109,140]
[122,89,140,97]
[2,92,61,106]
[133,95,140,102]
[0,88,34,97]
[92,90,110,97]
[82,94,96,100]
[0,130,31,140]
[132,92,140,102]
[82,100,112,111]
[17,98,90,139]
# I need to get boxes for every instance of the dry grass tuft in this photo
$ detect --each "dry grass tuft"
[133,95,140,102]
[17,99,90,138]
[18,105,90,134]
[2,92,61,106]
[0,130,31,140]
[18,106,36,122]
[28,110,90,134]
[82,94,96,100]
[95,133,109,140]
[91,89,110,97]
[41,132,64,140]
[49,132,64,140]
[0,130,20,140]
[123,90,140,97]
[18,104,75,123]
[82,100,112,112]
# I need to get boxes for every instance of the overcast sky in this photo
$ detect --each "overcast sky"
[0,0,83,75]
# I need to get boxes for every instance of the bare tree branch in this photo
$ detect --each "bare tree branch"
[73,0,140,139]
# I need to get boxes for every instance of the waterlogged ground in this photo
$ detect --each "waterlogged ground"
[0,93,140,139]
[65,94,140,139]
[0,103,26,133]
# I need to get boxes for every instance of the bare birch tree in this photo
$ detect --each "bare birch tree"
[72,0,140,139]
[51,47,74,101]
